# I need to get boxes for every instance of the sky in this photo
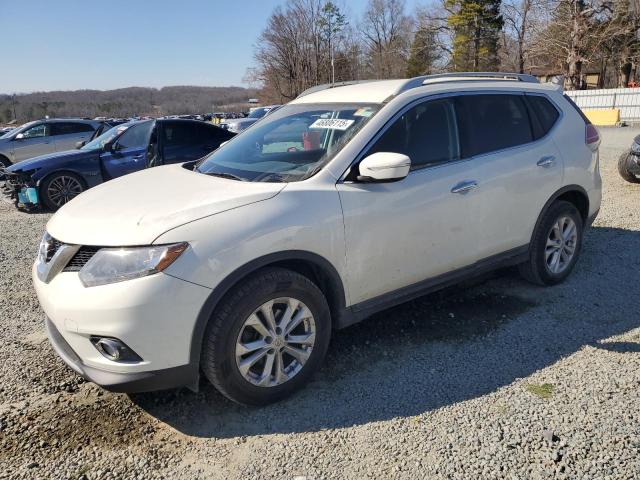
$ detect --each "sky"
[0,0,423,94]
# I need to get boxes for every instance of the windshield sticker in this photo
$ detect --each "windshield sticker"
[353,108,374,118]
[309,118,355,130]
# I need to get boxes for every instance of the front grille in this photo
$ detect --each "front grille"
[46,238,63,262]
[46,236,100,272]
[63,246,100,272]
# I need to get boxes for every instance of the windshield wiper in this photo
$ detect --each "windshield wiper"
[205,172,247,181]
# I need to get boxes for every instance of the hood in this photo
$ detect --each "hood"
[46,163,286,246]
[7,149,98,172]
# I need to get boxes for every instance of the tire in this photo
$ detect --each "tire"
[519,200,583,286]
[0,155,10,180]
[40,172,85,211]
[618,151,640,183]
[201,267,331,405]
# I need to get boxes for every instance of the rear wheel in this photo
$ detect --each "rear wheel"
[618,151,640,183]
[201,267,331,405]
[41,172,85,211]
[519,200,583,286]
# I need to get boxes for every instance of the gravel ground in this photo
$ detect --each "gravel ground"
[0,127,639,480]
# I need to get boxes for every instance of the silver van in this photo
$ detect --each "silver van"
[0,119,100,166]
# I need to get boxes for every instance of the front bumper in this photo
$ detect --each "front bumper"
[34,264,212,393]
[45,317,198,392]
[1,169,39,210]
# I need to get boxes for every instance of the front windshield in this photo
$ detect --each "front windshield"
[81,124,131,150]
[196,103,380,182]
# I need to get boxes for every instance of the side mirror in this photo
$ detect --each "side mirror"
[75,140,86,149]
[357,152,411,183]
[15,133,24,140]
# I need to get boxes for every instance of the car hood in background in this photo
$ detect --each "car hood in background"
[225,118,258,130]
[46,163,286,246]
[7,149,99,172]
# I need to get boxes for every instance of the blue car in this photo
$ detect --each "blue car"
[1,119,234,210]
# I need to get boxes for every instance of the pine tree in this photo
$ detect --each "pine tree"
[406,24,440,76]
[446,0,504,71]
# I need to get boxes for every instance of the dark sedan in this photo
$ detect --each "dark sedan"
[618,134,640,184]
[1,119,234,210]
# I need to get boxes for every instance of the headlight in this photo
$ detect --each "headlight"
[78,243,188,287]
[631,142,640,155]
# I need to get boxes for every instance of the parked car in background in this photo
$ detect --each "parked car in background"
[0,119,101,167]
[2,119,234,210]
[0,126,16,136]
[76,119,129,148]
[220,105,280,133]
[618,134,640,183]
[33,73,601,405]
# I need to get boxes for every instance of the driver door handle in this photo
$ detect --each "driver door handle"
[132,154,144,160]
[451,180,478,194]
[537,155,556,167]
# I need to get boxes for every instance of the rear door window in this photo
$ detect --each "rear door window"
[51,122,95,136]
[164,122,232,146]
[455,94,533,158]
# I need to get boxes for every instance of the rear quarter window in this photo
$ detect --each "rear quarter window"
[526,95,560,139]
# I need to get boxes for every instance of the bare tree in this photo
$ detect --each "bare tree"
[502,0,547,72]
[361,0,413,78]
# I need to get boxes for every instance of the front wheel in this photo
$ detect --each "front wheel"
[201,268,331,405]
[519,200,583,286]
[41,172,85,211]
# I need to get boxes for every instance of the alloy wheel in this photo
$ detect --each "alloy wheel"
[235,297,316,387]
[47,175,83,207]
[545,216,578,274]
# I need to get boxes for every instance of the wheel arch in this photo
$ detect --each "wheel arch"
[531,185,590,244]
[0,154,11,167]
[37,170,89,210]
[189,250,351,366]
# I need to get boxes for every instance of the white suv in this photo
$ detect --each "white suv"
[34,73,602,405]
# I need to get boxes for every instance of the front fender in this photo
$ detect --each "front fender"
[32,155,105,188]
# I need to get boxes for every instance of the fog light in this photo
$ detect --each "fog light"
[90,337,142,362]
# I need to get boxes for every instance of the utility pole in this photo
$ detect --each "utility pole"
[11,94,16,121]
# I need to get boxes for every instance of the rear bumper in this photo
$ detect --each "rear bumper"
[45,317,199,392]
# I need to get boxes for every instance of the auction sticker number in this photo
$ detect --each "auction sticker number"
[309,118,355,130]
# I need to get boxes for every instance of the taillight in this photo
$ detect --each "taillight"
[586,124,600,146]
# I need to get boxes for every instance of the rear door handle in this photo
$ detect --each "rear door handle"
[537,155,556,167]
[451,180,478,194]
[133,155,144,160]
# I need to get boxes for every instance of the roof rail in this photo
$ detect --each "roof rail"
[296,80,382,99]
[395,72,539,95]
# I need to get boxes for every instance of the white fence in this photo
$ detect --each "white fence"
[565,88,640,122]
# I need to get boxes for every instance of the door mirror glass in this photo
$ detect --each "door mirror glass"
[357,152,411,183]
